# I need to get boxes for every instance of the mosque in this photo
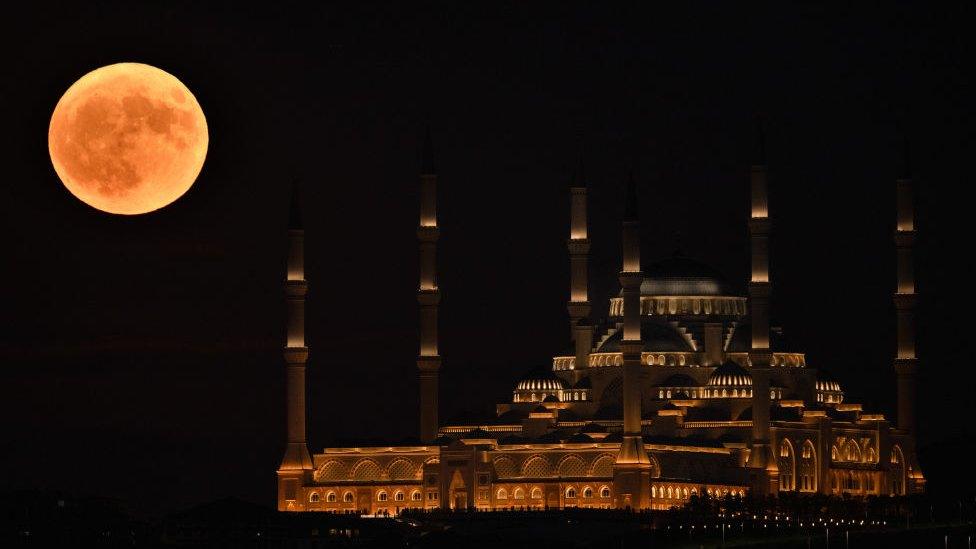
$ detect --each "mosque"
[276,131,924,514]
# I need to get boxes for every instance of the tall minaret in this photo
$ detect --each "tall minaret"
[613,174,653,510]
[277,183,313,510]
[417,129,441,442]
[567,162,591,341]
[746,122,778,489]
[894,142,917,437]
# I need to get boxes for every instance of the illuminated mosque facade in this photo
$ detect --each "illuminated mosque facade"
[277,132,924,514]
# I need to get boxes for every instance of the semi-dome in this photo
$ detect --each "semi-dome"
[596,320,692,352]
[640,253,735,296]
[708,361,753,387]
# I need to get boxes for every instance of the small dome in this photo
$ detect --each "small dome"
[708,361,753,387]
[515,366,566,392]
[659,373,699,387]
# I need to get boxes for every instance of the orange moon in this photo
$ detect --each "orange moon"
[48,63,208,215]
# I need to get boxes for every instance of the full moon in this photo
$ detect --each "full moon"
[48,63,208,215]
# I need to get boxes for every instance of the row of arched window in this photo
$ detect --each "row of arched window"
[309,490,424,504]
[512,389,589,403]
[778,439,818,492]
[315,457,434,482]
[656,388,784,399]
[608,296,747,317]
[495,485,611,500]
[652,485,745,499]
[830,439,878,463]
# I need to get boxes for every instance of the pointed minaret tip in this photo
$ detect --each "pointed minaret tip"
[421,127,436,174]
[901,136,912,179]
[624,173,639,221]
[754,115,766,166]
[288,181,303,230]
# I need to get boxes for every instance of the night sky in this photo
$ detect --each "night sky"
[1,3,971,515]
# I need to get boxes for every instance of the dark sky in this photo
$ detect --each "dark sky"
[1,2,971,515]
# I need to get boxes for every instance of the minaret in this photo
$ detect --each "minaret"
[277,183,313,510]
[746,122,778,490]
[613,174,653,510]
[567,162,591,341]
[417,129,441,442]
[894,142,917,437]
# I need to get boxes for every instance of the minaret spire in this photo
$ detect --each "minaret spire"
[613,172,653,510]
[277,182,313,510]
[746,119,778,491]
[894,139,917,438]
[417,129,441,442]
[567,160,591,341]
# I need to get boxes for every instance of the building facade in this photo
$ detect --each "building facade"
[276,133,924,514]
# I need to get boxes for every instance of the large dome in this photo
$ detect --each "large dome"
[640,253,735,296]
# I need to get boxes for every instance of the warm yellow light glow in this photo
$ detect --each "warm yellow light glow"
[751,273,769,283]
[49,63,208,215]
[751,208,768,219]
[570,230,587,240]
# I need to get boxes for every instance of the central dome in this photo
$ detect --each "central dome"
[640,253,734,296]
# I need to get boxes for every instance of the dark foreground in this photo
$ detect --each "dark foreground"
[3,491,975,548]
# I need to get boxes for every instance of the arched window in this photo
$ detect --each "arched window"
[394,491,405,502]
[377,491,388,502]
[309,492,320,503]
[582,487,593,498]
[890,445,906,495]
[326,491,337,503]
[831,445,839,461]
[845,440,861,462]
[600,486,611,498]
[411,490,422,501]
[343,491,354,503]
[652,486,657,498]
[513,488,525,500]
[778,439,796,491]
[496,488,508,500]
[565,487,577,498]
[522,456,552,477]
[590,454,615,477]
[683,487,689,498]
[799,440,817,492]
[531,487,543,499]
